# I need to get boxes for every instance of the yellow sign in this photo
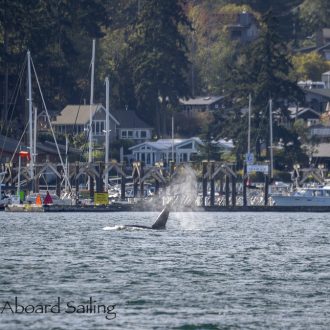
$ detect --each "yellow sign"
[94,193,108,206]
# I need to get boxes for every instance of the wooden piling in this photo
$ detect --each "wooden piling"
[225,175,230,206]
[90,176,94,199]
[75,162,79,195]
[139,163,144,198]
[210,161,215,206]
[133,163,139,197]
[231,175,236,207]
[99,163,105,193]
[202,161,208,206]
[121,163,126,200]
[243,165,247,206]
[264,174,269,206]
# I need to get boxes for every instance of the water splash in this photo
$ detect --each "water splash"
[103,225,146,231]
[166,164,200,211]
[103,225,126,231]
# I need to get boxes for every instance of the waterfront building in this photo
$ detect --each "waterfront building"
[129,137,203,166]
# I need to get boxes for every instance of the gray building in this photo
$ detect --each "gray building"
[179,96,225,116]
[52,105,153,143]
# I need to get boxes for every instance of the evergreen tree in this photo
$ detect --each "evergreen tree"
[0,0,109,124]
[227,11,304,168]
[246,12,303,108]
[299,0,330,35]
[128,0,191,137]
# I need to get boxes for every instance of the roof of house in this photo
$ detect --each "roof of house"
[304,88,330,98]
[52,104,120,126]
[52,104,101,125]
[39,141,80,155]
[294,41,330,55]
[129,137,203,151]
[287,107,321,119]
[179,96,224,106]
[215,139,234,150]
[0,134,23,154]
[111,110,152,129]
[0,134,79,156]
[316,41,330,52]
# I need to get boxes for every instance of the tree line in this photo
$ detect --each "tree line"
[1,0,330,170]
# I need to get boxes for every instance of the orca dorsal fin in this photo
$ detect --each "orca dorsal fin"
[151,204,170,229]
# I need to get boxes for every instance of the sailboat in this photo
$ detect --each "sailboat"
[5,51,73,212]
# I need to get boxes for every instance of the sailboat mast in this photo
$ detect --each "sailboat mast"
[248,94,251,155]
[65,135,68,192]
[171,115,174,162]
[105,76,110,191]
[27,51,34,181]
[88,39,96,164]
[33,107,37,164]
[269,99,273,179]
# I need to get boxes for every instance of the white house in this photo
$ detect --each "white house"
[129,137,203,166]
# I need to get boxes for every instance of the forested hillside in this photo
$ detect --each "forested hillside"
[1,0,330,167]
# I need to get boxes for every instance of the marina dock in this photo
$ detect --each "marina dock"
[37,204,330,213]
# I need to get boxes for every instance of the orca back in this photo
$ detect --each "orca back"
[151,204,170,229]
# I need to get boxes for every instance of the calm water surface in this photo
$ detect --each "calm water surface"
[0,211,329,330]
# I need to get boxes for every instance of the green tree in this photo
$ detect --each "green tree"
[228,11,304,169]
[99,25,137,112]
[0,0,109,122]
[299,0,330,35]
[128,0,191,137]
[185,3,254,95]
[291,52,330,81]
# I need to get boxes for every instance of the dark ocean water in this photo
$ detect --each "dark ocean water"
[0,211,329,330]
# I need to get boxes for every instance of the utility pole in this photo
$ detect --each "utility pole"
[88,39,95,191]
[104,77,110,192]
[269,99,274,179]
[88,39,96,165]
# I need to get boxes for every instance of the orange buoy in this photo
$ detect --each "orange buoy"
[35,194,42,205]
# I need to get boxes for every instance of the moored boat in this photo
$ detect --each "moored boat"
[271,185,330,206]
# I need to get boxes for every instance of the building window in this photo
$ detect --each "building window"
[141,131,147,138]
[180,153,187,162]
[122,131,127,138]
[128,131,133,138]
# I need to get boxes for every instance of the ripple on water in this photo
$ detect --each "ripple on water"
[0,212,329,330]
